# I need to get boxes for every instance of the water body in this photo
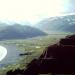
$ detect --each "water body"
[0,46,7,62]
[0,45,21,68]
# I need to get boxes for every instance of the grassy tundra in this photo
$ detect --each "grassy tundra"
[0,34,67,75]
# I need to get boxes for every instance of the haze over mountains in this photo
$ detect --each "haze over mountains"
[0,23,46,40]
[35,14,75,33]
[0,14,75,40]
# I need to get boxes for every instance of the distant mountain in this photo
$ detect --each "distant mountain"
[35,14,75,33]
[0,24,47,40]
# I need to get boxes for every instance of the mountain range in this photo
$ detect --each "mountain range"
[0,23,46,40]
[35,14,75,33]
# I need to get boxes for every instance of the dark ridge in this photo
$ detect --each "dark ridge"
[0,24,47,40]
[6,34,75,75]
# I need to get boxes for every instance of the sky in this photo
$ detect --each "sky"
[0,0,75,25]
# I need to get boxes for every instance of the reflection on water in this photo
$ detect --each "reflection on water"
[0,45,21,68]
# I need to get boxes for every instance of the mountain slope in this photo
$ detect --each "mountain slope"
[35,14,75,33]
[0,24,47,40]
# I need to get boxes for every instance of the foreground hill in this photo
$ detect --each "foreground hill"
[5,34,75,75]
[0,24,47,40]
[35,14,75,33]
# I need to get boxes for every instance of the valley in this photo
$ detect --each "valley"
[0,34,67,75]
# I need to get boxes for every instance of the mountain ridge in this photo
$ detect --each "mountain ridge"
[35,14,75,33]
[0,23,47,40]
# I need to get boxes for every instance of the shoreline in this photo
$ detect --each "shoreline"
[0,46,7,62]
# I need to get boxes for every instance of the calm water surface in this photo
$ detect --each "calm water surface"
[0,45,21,68]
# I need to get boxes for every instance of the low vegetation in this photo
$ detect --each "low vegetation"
[0,34,67,75]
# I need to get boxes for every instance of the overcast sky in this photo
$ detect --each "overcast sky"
[0,0,75,24]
